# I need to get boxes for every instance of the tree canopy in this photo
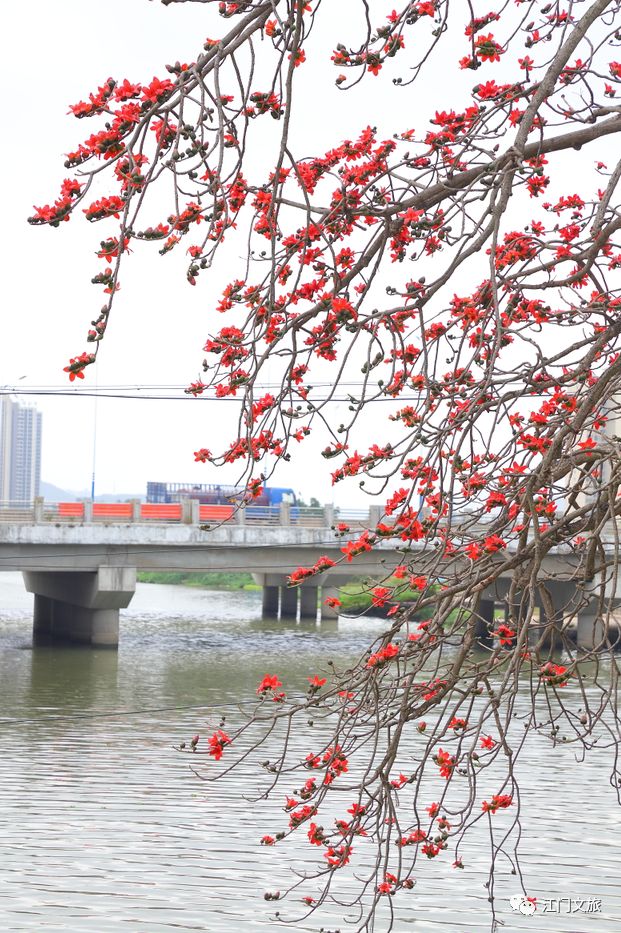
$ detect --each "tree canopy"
[33,0,621,928]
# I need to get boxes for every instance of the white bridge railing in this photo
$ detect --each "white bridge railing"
[0,498,379,529]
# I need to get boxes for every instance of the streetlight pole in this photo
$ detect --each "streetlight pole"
[91,367,98,501]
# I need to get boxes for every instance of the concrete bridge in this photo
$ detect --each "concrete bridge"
[0,498,391,646]
[0,498,614,650]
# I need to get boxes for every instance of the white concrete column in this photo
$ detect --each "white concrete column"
[23,568,136,649]
[33,497,44,523]
[505,591,531,631]
[50,603,120,646]
[182,499,199,524]
[90,609,122,647]
[299,586,318,621]
[320,585,340,621]
[577,608,607,650]
[369,505,383,527]
[280,585,298,619]
[33,594,53,643]
[476,598,495,645]
[533,592,564,654]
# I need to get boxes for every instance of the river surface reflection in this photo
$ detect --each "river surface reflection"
[1,572,620,932]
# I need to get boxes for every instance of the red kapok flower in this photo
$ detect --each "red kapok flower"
[207,729,231,760]
[482,793,513,813]
[257,674,283,694]
[475,34,503,63]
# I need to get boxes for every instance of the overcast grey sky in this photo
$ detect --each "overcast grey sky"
[2,1,607,503]
[3,0,408,502]
[4,0,452,504]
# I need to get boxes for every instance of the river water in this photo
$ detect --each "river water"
[0,572,620,933]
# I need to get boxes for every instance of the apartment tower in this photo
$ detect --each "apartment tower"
[0,396,42,505]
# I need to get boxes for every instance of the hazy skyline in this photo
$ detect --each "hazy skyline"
[4,0,410,505]
[4,1,597,506]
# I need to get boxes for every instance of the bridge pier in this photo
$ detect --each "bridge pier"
[24,568,136,648]
[575,601,621,650]
[280,585,298,619]
[320,585,340,621]
[299,586,318,621]
[576,608,606,650]
[255,573,339,623]
[261,585,279,618]
[33,594,54,641]
[474,598,495,646]
[530,583,572,654]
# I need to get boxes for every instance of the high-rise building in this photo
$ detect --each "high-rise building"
[0,397,42,505]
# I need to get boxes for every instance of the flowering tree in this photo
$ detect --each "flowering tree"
[33,0,621,927]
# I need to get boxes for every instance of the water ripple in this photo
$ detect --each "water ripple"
[0,577,619,931]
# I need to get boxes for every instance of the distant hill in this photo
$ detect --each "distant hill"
[40,481,144,503]
[40,481,77,501]
[93,492,146,503]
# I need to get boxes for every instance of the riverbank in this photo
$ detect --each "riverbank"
[137,571,432,618]
[339,579,434,619]
[137,571,259,590]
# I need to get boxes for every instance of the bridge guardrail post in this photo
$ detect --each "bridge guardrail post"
[182,498,200,524]
[236,506,246,525]
[130,499,141,522]
[33,497,44,524]
[369,504,383,528]
[83,499,93,523]
[280,501,291,526]
[323,504,335,528]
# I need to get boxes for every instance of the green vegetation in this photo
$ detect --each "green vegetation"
[137,572,446,615]
[137,571,259,590]
[339,578,434,619]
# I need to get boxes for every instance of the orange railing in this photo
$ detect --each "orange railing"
[55,502,233,522]
[140,504,183,521]
[57,502,84,518]
[0,499,369,526]
[199,504,235,522]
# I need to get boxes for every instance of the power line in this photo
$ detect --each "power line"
[0,700,242,727]
[0,387,414,403]
[0,385,557,404]
[0,554,401,569]
[3,382,371,391]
